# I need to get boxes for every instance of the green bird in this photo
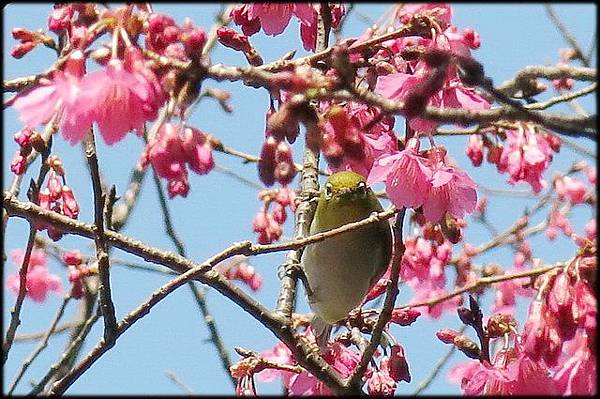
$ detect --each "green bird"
[301,171,393,349]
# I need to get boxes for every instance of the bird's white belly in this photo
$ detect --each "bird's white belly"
[301,228,384,323]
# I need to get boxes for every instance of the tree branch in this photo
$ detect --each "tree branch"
[345,208,406,392]
[84,130,118,342]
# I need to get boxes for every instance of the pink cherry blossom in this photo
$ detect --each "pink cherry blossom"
[287,342,360,395]
[374,28,489,133]
[422,164,478,223]
[78,48,163,145]
[367,367,396,395]
[554,175,587,204]
[465,134,484,166]
[255,342,296,386]
[458,348,558,395]
[326,103,397,178]
[230,4,315,37]
[447,359,481,386]
[12,51,94,144]
[6,249,63,302]
[182,127,215,175]
[368,138,432,209]
[497,124,554,193]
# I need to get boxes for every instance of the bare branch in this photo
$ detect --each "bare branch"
[84,130,118,342]
[8,295,72,394]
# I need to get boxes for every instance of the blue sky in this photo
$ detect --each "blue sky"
[3,3,596,395]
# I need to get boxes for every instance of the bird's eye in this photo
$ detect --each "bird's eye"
[357,181,367,198]
[325,183,333,200]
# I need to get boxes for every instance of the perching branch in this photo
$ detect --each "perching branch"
[345,208,406,392]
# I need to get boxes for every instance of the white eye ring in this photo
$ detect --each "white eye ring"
[357,181,367,197]
[325,183,333,200]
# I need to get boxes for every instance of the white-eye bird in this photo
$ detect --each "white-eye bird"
[301,171,393,349]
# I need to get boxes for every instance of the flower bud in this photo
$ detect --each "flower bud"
[12,27,37,42]
[217,26,251,52]
[365,278,389,301]
[453,335,481,360]
[457,306,476,326]
[183,28,207,58]
[436,328,461,344]
[10,153,27,175]
[389,344,411,383]
[61,186,80,219]
[11,42,36,58]
[274,141,296,186]
[266,104,300,143]
[167,176,189,198]
[47,171,63,201]
[258,136,277,186]
[63,250,82,266]
[14,128,33,147]
[391,308,421,326]
[272,202,287,224]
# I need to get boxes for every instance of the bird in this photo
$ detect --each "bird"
[301,170,393,350]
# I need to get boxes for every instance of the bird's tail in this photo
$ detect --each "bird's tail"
[311,315,332,352]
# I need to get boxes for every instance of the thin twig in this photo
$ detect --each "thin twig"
[14,321,82,343]
[545,4,590,67]
[29,306,101,395]
[3,194,399,266]
[8,296,72,394]
[151,170,235,388]
[3,227,38,365]
[3,148,51,364]
[165,370,194,395]
[412,324,468,395]
[396,262,564,310]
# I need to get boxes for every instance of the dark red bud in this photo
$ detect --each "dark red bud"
[258,136,278,186]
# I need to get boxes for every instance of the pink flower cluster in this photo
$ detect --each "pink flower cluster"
[451,345,559,395]
[11,128,37,175]
[13,48,166,146]
[494,124,559,193]
[400,235,461,318]
[62,250,92,299]
[139,122,215,198]
[368,138,478,223]
[229,4,345,52]
[322,103,398,179]
[373,4,490,133]
[215,256,263,292]
[250,333,362,395]
[449,254,596,395]
[35,156,80,241]
[252,329,410,395]
[554,173,588,204]
[146,13,207,62]
[252,187,296,244]
[257,136,297,187]
[6,249,62,303]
